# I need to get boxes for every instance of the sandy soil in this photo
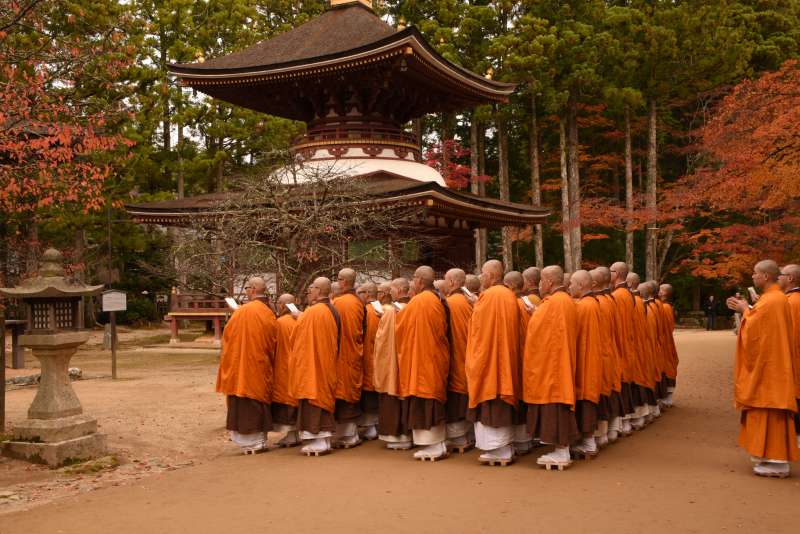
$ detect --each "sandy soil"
[0,330,798,533]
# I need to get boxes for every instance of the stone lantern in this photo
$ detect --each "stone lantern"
[0,248,106,466]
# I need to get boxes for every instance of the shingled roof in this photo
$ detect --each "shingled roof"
[172,3,396,74]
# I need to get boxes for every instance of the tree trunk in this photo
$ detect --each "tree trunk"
[25,220,39,275]
[412,118,423,154]
[567,96,582,270]
[624,105,634,268]
[498,115,513,269]
[159,29,171,184]
[470,117,484,270]
[530,92,544,269]
[645,99,658,280]
[559,118,572,272]
[177,117,185,199]
[476,122,487,267]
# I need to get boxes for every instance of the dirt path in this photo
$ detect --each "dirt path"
[1,331,799,533]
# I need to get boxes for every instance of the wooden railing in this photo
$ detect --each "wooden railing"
[169,293,228,314]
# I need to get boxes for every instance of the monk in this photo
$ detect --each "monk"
[523,265,580,469]
[727,260,798,478]
[466,259,523,465]
[289,277,340,456]
[373,278,412,449]
[627,272,658,428]
[355,283,369,304]
[522,266,542,305]
[332,268,366,448]
[443,268,475,452]
[395,266,451,460]
[590,267,623,444]
[464,273,481,304]
[377,281,392,305]
[610,262,639,434]
[778,263,800,448]
[657,284,679,407]
[640,281,665,420]
[358,281,380,440]
[434,279,447,295]
[216,277,278,454]
[569,270,604,457]
[503,269,535,455]
[273,293,300,447]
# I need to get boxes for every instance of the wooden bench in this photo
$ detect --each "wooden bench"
[165,293,231,347]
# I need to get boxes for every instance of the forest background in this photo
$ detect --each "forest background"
[1,0,798,321]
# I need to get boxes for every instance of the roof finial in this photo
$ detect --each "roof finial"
[330,0,373,10]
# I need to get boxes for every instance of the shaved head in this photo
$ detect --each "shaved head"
[639,281,654,298]
[780,264,800,291]
[610,262,629,285]
[445,268,466,296]
[390,277,410,300]
[595,266,612,287]
[659,284,674,301]
[358,281,377,302]
[248,277,267,295]
[337,268,356,291]
[753,259,780,290]
[589,268,604,291]
[568,269,592,298]
[465,274,481,294]
[414,265,435,291]
[504,271,524,292]
[626,272,641,291]
[277,293,295,315]
[540,265,564,297]
[480,259,505,290]
[377,281,392,304]
[307,276,332,303]
[522,267,541,292]
[331,281,342,298]
[434,279,447,293]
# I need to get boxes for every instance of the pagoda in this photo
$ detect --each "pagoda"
[127,0,549,272]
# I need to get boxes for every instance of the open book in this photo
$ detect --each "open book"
[224,297,239,310]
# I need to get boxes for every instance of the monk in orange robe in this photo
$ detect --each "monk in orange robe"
[779,263,800,448]
[396,265,451,461]
[331,268,366,448]
[504,270,535,455]
[627,272,658,428]
[272,293,300,447]
[658,283,680,407]
[523,265,579,469]
[522,266,542,306]
[640,281,666,421]
[289,277,341,456]
[356,281,381,440]
[373,278,412,449]
[569,270,605,457]
[589,267,624,444]
[610,262,639,434]
[216,277,278,454]
[727,260,798,477]
[466,260,523,465]
[443,268,475,452]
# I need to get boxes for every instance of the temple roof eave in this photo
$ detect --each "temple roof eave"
[170,29,515,101]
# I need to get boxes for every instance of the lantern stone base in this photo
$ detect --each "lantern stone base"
[3,414,106,468]
[3,433,107,468]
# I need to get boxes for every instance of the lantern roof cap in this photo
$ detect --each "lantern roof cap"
[0,248,104,299]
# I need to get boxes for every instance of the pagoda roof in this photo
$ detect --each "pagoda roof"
[125,173,548,229]
[169,3,515,120]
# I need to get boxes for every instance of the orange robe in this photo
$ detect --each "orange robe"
[362,304,381,393]
[735,284,798,461]
[516,296,533,359]
[373,303,400,396]
[446,292,473,395]
[333,292,365,403]
[575,296,604,404]
[787,291,800,398]
[465,284,522,409]
[596,293,622,397]
[522,290,578,407]
[644,300,665,388]
[612,286,639,386]
[631,294,656,390]
[288,301,339,413]
[272,313,298,407]
[216,300,277,404]
[396,290,450,403]
[660,302,679,380]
